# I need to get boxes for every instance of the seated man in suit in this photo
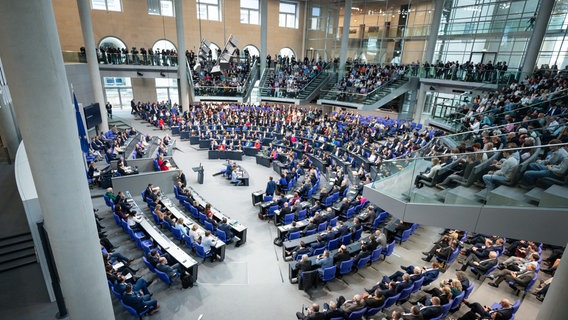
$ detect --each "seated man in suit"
[122,284,160,315]
[457,251,498,276]
[458,298,513,320]
[295,303,326,320]
[418,296,443,320]
[488,263,536,289]
[322,301,346,319]
[216,218,234,243]
[332,245,351,269]
[155,257,182,281]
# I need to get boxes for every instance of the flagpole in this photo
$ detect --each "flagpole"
[72,84,89,175]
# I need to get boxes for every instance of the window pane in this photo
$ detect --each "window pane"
[208,5,219,21]
[197,4,207,19]
[147,0,160,14]
[92,0,107,10]
[249,10,259,24]
[105,89,121,106]
[156,88,169,103]
[280,2,296,14]
[120,89,133,108]
[287,14,295,28]
[241,0,259,10]
[161,0,174,16]
[106,0,122,11]
[241,9,249,23]
[279,13,286,27]
[169,87,179,104]
[312,7,320,17]
[200,0,218,4]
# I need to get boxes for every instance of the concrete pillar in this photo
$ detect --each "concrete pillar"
[537,248,567,320]
[260,0,268,76]
[521,0,555,76]
[425,0,444,64]
[339,0,352,72]
[414,84,428,124]
[77,0,109,132]
[175,0,189,110]
[0,1,115,319]
[0,60,21,161]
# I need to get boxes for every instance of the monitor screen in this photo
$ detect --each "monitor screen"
[84,103,102,129]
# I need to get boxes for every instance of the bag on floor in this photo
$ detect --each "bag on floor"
[181,272,193,289]
[258,212,265,220]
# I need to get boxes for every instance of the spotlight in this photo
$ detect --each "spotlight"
[429,86,436,91]
[137,71,143,76]
[160,72,166,77]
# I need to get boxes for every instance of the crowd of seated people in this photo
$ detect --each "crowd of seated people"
[193,58,253,96]
[264,57,328,98]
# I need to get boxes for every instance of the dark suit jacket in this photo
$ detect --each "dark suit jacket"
[476,258,498,273]
[266,180,277,195]
[122,292,147,313]
[325,309,346,320]
[333,251,351,265]
[420,305,443,320]
[156,262,177,279]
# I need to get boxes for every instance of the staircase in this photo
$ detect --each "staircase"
[295,70,333,103]
[0,232,37,273]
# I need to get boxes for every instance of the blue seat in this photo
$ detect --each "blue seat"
[181,233,193,248]
[347,307,367,320]
[352,227,363,241]
[329,216,338,228]
[312,246,325,256]
[178,195,188,205]
[173,185,180,199]
[317,221,328,233]
[343,207,356,219]
[283,213,294,225]
[370,246,383,263]
[162,220,172,232]
[153,159,161,171]
[449,291,465,312]
[103,195,114,208]
[430,302,451,320]
[263,195,273,202]
[199,212,207,224]
[288,231,301,240]
[394,228,412,244]
[216,229,228,243]
[141,191,146,202]
[151,212,162,226]
[471,263,498,281]
[354,255,371,271]
[305,228,317,236]
[267,205,278,218]
[339,259,354,276]
[171,227,183,243]
[397,286,414,303]
[437,247,460,267]
[381,241,396,260]
[327,238,339,251]
[113,213,122,226]
[463,282,475,299]
[190,207,199,219]
[382,293,400,310]
[142,256,156,273]
[323,196,334,207]
[195,243,212,260]
[341,234,352,246]
[297,209,307,221]
[120,299,152,319]
[155,268,174,286]
[320,265,336,283]
[204,220,214,232]
[411,277,425,293]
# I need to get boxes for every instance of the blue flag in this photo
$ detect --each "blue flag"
[74,92,90,154]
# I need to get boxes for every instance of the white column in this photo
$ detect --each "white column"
[260,0,268,75]
[175,0,189,110]
[424,0,444,64]
[0,60,21,161]
[537,249,567,320]
[0,1,115,319]
[77,0,109,132]
[521,0,555,76]
[339,0,352,72]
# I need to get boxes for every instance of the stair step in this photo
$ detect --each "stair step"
[0,233,33,249]
[0,240,35,256]
[0,247,36,265]
[0,255,38,273]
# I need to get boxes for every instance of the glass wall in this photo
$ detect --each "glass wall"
[434,0,538,69]
[332,0,434,65]
[304,0,341,62]
[104,77,133,108]
[537,0,568,69]
[155,78,179,105]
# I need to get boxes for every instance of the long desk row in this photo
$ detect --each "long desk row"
[186,186,248,245]
[288,234,371,281]
[161,196,226,261]
[125,191,199,282]
[282,220,355,258]
[208,150,243,161]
